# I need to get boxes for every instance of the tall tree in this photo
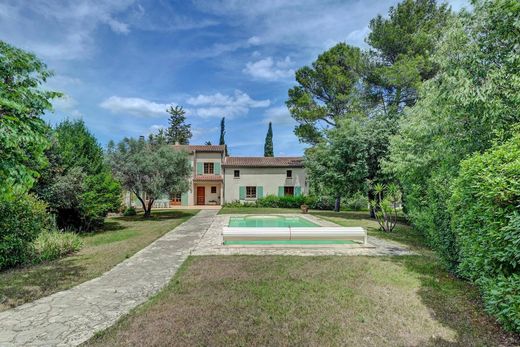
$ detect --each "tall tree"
[106,137,191,217]
[305,118,368,212]
[264,122,274,157]
[0,41,62,198]
[287,43,365,145]
[219,117,228,156]
[166,105,192,145]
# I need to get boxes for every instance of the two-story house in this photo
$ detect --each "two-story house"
[169,144,307,206]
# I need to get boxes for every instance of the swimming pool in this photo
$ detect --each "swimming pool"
[228,215,318,228]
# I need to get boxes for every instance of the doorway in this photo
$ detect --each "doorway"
[196,186,205,205]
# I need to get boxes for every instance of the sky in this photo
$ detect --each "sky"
[0,0,469,156]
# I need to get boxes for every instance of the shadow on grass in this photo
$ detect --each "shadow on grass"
[385,255,520,346]
[114,210,196,222]
[0,257,87,311]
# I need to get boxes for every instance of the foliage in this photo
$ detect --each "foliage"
[219,117,228,156]
[305,118,368,211]
[343,192,369,211]
[106,137,191,217]
[34,120,121,231]
[369,183,401,232]
[32,230,83,262]
[449,132,520,332]
[264,122,274,157]
[287,43,365,144]
[222,195,336,210]
[386,0,520,270]
[0,40,62,198]
[123,206,137,216]
[166,105,192,145]
[0,194,54,269]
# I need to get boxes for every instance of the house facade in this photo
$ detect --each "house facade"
[168,144,307,206]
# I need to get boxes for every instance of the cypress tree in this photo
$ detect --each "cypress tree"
[219,117,228,155]
[264,122,274,157]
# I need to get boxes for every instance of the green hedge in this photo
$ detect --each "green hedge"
[0,194,54,270]
[449,132,520,332]
[33,230,83,262]
[223,195,336,210]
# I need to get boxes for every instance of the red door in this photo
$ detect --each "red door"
[197,187,205,205]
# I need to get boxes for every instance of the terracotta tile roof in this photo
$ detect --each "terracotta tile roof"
[223,156,304,168]
[172,145,226,153]
[193,175,224,181]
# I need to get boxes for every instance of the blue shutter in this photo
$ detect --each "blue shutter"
[239,186,246,200]
[197,162,203,175]
[294,186,302,196]
[214,162,221,175]
[181,192,189,206]
[278,186,284,197]
[257,186,263,199]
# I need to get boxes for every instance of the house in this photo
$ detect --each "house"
[167,144,308,206]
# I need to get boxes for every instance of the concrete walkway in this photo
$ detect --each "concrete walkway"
[0,210,218,347]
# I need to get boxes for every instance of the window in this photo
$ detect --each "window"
[204,162,214,174]
[246,186,257,199]
[211,186,217,194]
[234,170,240,178]
[286,170,292,178]
[284,186,294,196]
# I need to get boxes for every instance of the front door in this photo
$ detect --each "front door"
[197,186,205,205]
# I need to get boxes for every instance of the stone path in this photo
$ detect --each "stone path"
[191,214,413,256]
[0,210,218,347]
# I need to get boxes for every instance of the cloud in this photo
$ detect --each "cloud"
[187,90,270,118]
[243,56,294,81]
[52,95,83,118]
[100,96,172,117]
[262,105,296,126]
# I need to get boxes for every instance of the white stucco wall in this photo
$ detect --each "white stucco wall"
[223,167,307,203]
[185,151,224,205]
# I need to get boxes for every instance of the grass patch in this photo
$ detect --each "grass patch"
[86,255,519,347]
[0,209,198,312]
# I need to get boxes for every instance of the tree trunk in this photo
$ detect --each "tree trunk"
[334,196,341,212]
[368,190,376,219]
[144,199,154,218]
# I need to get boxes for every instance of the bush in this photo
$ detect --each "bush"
[123,206,137,216]
[449,132,520,332]
[343,192,369,211]
[32,230,83,262]
[0,194,54,270]
[222,195,336,210]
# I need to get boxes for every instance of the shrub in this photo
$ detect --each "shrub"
[32,230,83,262]
[123,206,137,216]
[0,194,54,270]
[449,132,520,332]
[343,192,369,211]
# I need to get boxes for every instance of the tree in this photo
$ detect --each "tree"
[264,122,274,157]
[305,118,368,212]
[0,41,62,198]
[166,105,192,145]
[205,141,212,145]
[287,43,365,145]
[34,120,121,231]
[219,117,228,156]
[106,137,191,217]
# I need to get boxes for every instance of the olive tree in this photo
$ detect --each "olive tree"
[106,137,191,217]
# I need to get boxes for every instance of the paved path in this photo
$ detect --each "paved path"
[192,214,413,256]
[0,210,218,347]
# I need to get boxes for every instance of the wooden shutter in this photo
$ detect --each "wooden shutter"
[214,162,221,175]
[278,186,284,197]
[257,186,263,199]
[239,186,246,200]
[181,192,189,206]
[295,186,302,196]
[196,162,203,175]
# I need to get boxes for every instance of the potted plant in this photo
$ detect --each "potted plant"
[300,204,309,214]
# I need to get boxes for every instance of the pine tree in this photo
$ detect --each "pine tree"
[166,106,192,145]
[264,122,274,157]
[219,117,228,156]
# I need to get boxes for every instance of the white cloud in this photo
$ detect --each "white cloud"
[186,90,270,119]
[100,96,172,117]
[52,95,83,118]
[263,105,296,126]
[243,56,294,81]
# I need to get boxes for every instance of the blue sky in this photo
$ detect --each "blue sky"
[0,0,468,156]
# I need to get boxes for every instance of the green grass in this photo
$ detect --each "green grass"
[0,209,198,312]
[85,210,519,347]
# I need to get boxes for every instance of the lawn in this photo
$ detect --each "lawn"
[86,210,519,347]
[0,209,198,312]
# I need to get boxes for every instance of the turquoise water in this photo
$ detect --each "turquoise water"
[228,215,318,228]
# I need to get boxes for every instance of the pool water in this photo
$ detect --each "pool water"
[228,215,318,228]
